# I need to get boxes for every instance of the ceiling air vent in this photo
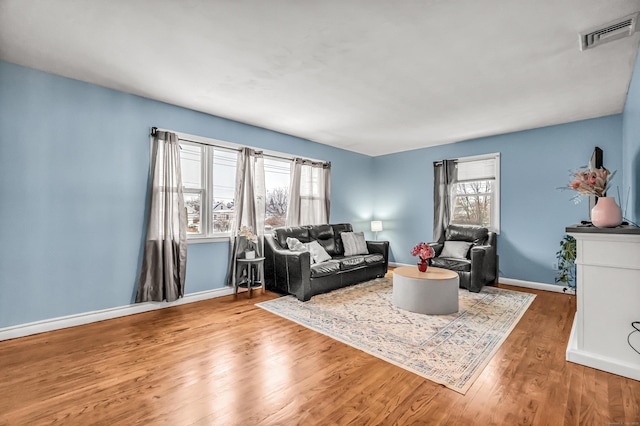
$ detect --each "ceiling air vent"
[579,12,640,51]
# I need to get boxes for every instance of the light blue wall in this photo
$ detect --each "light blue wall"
[623,48,640,225]
[0,58,631,329]
[0,61,373,328]
[372,115,623,285]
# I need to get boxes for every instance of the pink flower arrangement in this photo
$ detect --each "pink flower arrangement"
[411,242,435,261]
[562,166,616,201]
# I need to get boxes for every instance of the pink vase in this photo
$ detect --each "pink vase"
[591,197,622,228]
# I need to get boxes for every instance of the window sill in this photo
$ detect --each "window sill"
[187,236,230,244]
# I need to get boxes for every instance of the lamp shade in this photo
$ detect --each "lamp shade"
[371,220,383,232]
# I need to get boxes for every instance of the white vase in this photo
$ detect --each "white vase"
[591,197,622,228]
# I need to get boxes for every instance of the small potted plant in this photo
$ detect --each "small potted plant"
[555,235,576,289]
[239,226,258,259]
[411,242,435,272]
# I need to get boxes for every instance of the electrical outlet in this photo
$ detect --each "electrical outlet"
[552,262,558,271]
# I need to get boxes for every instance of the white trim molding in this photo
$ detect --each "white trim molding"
[390,265,575,294]
[388,262,413,268]
[499,277,576,294]
[390,266,575,295]
[0,286,235,342]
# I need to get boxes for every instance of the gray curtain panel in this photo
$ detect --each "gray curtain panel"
[433,159,458,243]
[136,131,187,303]
[226,148,265,288]
[286,158,331,226]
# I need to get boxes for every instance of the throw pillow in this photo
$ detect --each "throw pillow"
[341,231,369,256]
[286,237,306,252]
[439,241,473,259]
[304,240,333,264]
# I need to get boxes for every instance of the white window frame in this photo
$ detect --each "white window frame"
[451,152,500,234]
[180,142,206,238]
[152,129,324,244]
[180,141,239,243]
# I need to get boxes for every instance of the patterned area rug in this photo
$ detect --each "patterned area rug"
[257,277,535,394]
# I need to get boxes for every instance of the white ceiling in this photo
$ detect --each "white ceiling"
[1,0,640,156]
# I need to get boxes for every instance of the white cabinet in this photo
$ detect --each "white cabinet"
[566,227,640,381]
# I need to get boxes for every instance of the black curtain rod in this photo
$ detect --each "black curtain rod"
[150,127,330,166]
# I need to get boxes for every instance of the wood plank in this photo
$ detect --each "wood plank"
[1,284,639,425]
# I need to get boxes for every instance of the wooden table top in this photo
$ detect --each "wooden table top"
[393,265,458,280]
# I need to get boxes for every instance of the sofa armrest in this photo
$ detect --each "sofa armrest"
[366,240,388,257]
[470,245,495,292]
[428,242,444,257]
[367,240,389,273]
[264,235,312,301]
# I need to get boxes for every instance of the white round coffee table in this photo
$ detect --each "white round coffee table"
[392,266,460,315]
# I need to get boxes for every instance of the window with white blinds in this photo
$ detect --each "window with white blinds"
[456,157,496,182]
[451,153,500,233]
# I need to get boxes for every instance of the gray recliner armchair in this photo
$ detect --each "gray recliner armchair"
[428,224,497,293]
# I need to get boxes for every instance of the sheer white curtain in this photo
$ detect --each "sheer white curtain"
[286,158,331,226]
[226,148,265,288]
[136,131,187,302]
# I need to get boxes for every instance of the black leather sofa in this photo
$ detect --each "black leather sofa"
[428,225,497,293]
[264,223,389,301]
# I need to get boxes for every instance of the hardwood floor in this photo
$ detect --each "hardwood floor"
[1,277,638,425]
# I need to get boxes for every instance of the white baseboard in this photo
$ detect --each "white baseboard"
[499,277,575,294]
[566,317,640,381]
[0,286,235,342]
[390,264,575,295]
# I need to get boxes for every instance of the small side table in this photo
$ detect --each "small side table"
[236,257,265,297]
[392,266,459,315]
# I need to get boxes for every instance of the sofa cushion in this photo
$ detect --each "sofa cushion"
[286,237,306,251]
[341,231,369,256]
[339,256,366,270]
[304,240,332,264]
[440,241,473,259]
[309,224,339,256]
[331,223,352,255]
[275,226,311,248]
[431,257,471,272]
[363,253,385,264]
[310,260,341,278]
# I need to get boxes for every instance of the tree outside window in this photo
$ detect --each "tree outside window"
[179,144,294,238]
[264,158,291,231]
[449,153,500,232]
[451,180,493,227]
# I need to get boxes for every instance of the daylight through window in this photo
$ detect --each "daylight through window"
[179,141,293,239]
[450,154,500,232]
[179,142,239,238]
[264,158,291,231]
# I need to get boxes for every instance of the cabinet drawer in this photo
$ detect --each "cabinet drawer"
[576,235,640,269]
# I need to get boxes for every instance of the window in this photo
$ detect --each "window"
[167,129,323,240]
[450,153,500,233]
[179,142,238,239]
[211,149,237,234]
[180,144,203,235]
[264,157,291,231]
